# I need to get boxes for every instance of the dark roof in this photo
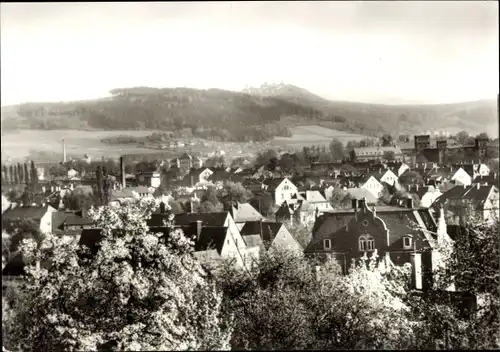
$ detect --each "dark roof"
[240,221,283,249]
[262,178,286,191]
[433,184,498,211]
[64,214,94,227]
[2,205,54,222]
[52,211,69,232]
[178,225,229,254]
[170,212,229,227]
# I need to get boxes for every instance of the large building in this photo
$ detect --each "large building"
[402,135,490,165]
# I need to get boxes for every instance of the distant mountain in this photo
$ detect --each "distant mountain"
[242,83,327,104]
[1,84,498,139]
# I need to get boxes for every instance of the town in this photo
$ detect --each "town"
[2,1,499,351]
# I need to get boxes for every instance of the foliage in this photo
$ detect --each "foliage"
[204,155,226,168]
[215,247,416,350]
[218,182,254,204]
[383,151,396,161]
[380,134,394,147]
[63,186,97,211]
[2,218,43,253]
[328,187,351,209]
[329,138,345,161]
[3,199,232,351]
[287,223,312,249]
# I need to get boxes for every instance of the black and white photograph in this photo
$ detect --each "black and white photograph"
[1,1,499,350]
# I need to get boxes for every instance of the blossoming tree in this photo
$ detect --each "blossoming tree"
[3,198,232,351]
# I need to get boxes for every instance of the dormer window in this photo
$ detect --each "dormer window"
[403,236,413,249]
[359,235,375,252]
[323,239,331,250]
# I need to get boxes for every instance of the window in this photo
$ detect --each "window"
[359,235,375,252]
[323,239,331,250]
[403,236,412,249]
[363,220,369,226]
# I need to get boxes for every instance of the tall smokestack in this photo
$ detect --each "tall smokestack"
[62,138,66,163]
[120,156,126,189]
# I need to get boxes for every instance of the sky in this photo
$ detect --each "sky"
[1,1,498,106]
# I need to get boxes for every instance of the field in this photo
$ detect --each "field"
[274,125,375,147]
[1,126,371,163]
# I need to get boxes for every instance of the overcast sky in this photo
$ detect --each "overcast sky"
[1,1,498,106]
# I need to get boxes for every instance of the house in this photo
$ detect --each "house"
[184,167,214,187]
[2,204,58,234]
[242,178,265,193]
[450,167,473,186]
[431,184,500,224]
[275,199,317,227]
[262,177,298,206]
[343,188,379,205]
[147,209,250,267]
[298,190,334,213]
[353,146,403,162]
[359,174,385,198]
[67,168,79,179]
[474,173,499,187]
[379,169,399,187]
[109,186,154,206]
[136,171,161,188]
[305,198,448,290]
[226,202,266,229]
[239,221,303,252]
[170,153,203,170]
[51,210,94,233]
[407,185,443,208]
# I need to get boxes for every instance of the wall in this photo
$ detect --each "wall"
[40,207,57,234]
[361,177,383,198]
[270,225,303,252]
[274,179,298,206]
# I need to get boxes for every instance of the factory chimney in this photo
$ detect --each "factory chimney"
[62,138,67,163]
[120,156,126,189]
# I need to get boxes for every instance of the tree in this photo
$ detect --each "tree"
[13,166,19,185]
[399,135,410,142]
[380,134,393,147]
[475,132,490,141]
[255,149,278,168]
[63,186,97,211]
[2,218,42,254]
[17,163,24,184]
[215,247,415,350]
[437,219,500,349]
[2,165,9,184]
[197,200,221,213]
[168,199,184,214]
[95,165,103,205]
[23,163,30,184]
[9,165,14,185]
[30,161,38,186]
[329,139,345,161]
[383,151,396,161]
[329,187,351,209]
[454,131,471,146]
[3,199,232,351]
[220,182,253,205]
[201,186,221,208]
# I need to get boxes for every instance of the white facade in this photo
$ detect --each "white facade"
[420,187,443,208]
[380,169,399,186]
[361,176,384,198]
[451,168,472,186]
[67,169,78,179]
[40,206,58,234]
[396,163,411,177]
[273,178,298,206]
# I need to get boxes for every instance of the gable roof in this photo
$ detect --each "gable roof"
[344,188,378,204]
[262,178,292,191]
[240,221,284,249]
[230,202,266,222]
[170,212,229,227]
[433,185,498,210]
[2,205,55,222]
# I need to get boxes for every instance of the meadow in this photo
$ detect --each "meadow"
[1,125,371,163]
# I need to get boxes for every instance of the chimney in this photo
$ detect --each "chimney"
[352,198,358,220]
[410,252,423,290]
[120,156,126,189]
[160,201,166,214]
[359,198,366,213]
[190,220,202,240]
[191,175,194,187]
[313,265,321,282]
[415,184,419,192]
[407,197,413,209]
[62,138,66,163]
[476,183,480,190]
[495,173,498,180]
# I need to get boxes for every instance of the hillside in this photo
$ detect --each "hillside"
[1,85,498,139]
